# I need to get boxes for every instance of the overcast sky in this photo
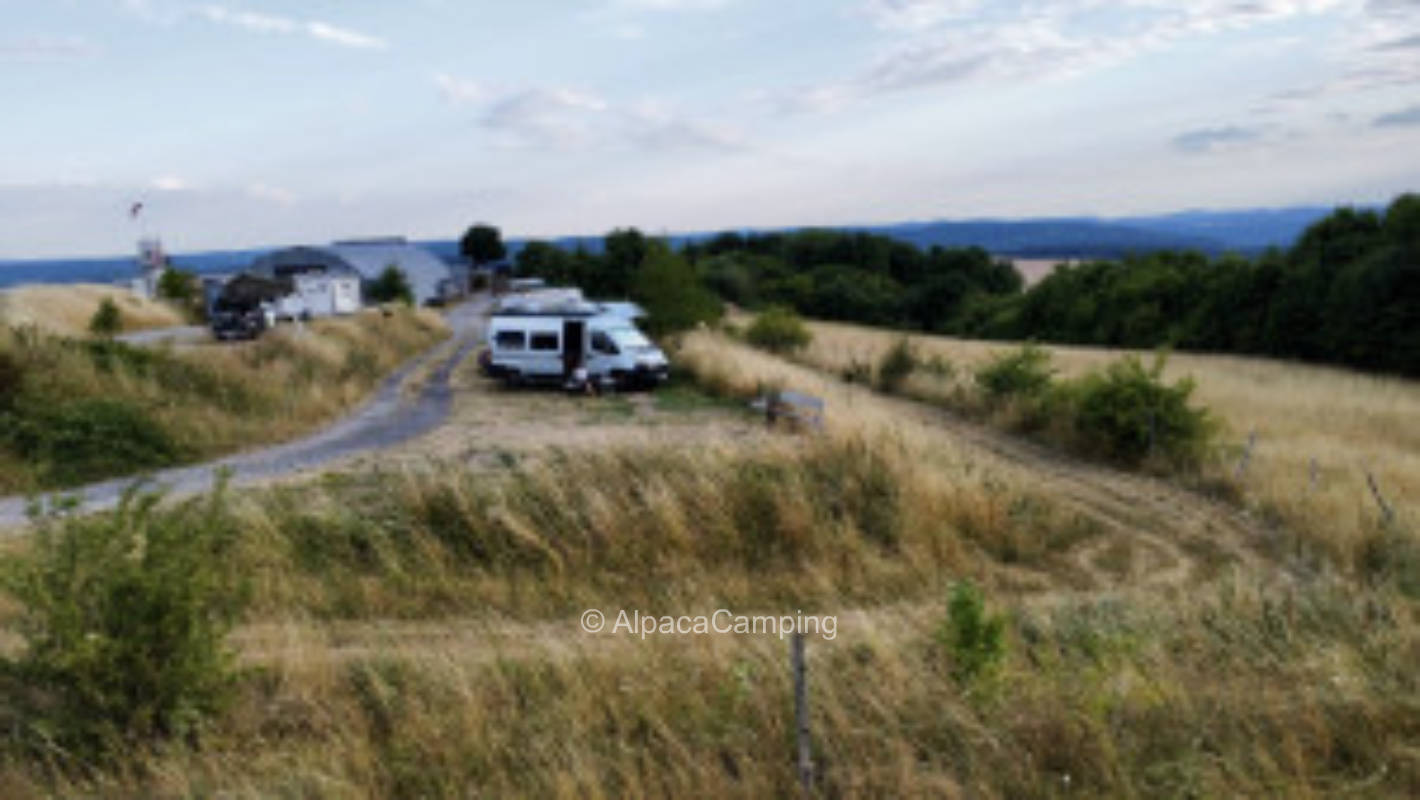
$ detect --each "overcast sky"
[2,0,1418,257]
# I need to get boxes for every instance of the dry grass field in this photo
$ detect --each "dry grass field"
[0,284,188,336]
[789,319,1420,578]
[1,324,1417,797]
[0,307,448,492]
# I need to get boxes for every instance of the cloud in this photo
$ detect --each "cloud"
[434,72,487,104]
[1172,125,1264,153]
[1374,104,1420,126]
[0,36,100,62]
[861,0,982,31]
[198,5,387,50]
[620,103,751,152]
[877,1,1357,99]
[612,0,731,10]
[199,6,296,34]
[246,183,297,206]
[306,21,386,50]
[470,84,751,154]
[150,175,189,191]
[771,0,1350,115]
[1371,32,1420,49]
[481,87,609,149]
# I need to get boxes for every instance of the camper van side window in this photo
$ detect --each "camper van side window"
[495,331,526,351]
[529,332,559,351]
[591,331,619,355]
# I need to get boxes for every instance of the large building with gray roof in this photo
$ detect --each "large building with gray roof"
[248,237,458,306]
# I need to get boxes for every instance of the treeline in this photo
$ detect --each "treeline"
[515,228,1022,332]
[512,194,1418,376]
[961,195,1420,375]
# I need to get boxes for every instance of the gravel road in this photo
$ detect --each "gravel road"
[0,298,488,529]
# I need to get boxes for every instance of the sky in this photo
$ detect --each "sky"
[2,0,1418,258]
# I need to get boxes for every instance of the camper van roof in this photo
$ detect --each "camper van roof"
[493,291,599,316]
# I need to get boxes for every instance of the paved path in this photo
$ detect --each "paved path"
[0,299,488,529]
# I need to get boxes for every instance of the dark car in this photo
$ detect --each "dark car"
[210,308,268,341]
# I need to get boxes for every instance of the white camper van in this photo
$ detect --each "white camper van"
[482,296,670,390]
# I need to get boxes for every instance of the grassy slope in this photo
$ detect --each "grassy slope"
[1,329,1418,796]
[0,307,448,493]
[0,284,187,336]
[791,319,1420,582]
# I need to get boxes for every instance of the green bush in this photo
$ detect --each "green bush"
[1062,354,1214,468]
[937,580,1005,683]
[88,297,122,337]
[0,485,249,763]
[368,265,414,305]
[974,343,1054,400]
[876,337,918,393]
[1,398,181,487]
[745,306,811,353]
[0,350,22,409]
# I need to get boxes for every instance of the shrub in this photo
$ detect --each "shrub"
[921,353,955,381]
[937,580,1005,683]
[2,398,181,487]
[0,350,22,409]
[369,265,415,305]
[876,337,919,393]
[88,297,122,337]
[839,358,873,385]
[974,343,1054,400]
[1062,354,1214,468]
[745,306,811,353]
[0,485,249,763]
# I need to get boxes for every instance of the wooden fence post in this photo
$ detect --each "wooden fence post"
[1366,471,1396,525]
[1235,430,1257,479]
[792,632,813,794]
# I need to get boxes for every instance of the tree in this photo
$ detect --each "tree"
[632,243,723,336]
[157,267,198,304]
[88,297,122,337]
[598,228,648,297]
[368,265,414,305]
[157,267,203,320]
[460,223,506,266]
[516,240,574,284]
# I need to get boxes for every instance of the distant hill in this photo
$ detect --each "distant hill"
[1115,207,1341,254]
[870,219,1220,258]
[865,206,1348,258]
[0,204,1368,289]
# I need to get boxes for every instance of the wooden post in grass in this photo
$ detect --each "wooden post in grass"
[1366,471,1396,526]
[1235,430,1257,479]
[792,632,813,794]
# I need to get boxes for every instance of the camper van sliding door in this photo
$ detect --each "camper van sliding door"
[562,320,586,378]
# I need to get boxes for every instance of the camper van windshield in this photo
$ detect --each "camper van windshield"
[609,327,654,351]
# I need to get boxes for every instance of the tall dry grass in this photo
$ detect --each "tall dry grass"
[0,284,187,336]
[3,321,1418,797]
[1,427,1417,796]
[791,319,1420,578]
